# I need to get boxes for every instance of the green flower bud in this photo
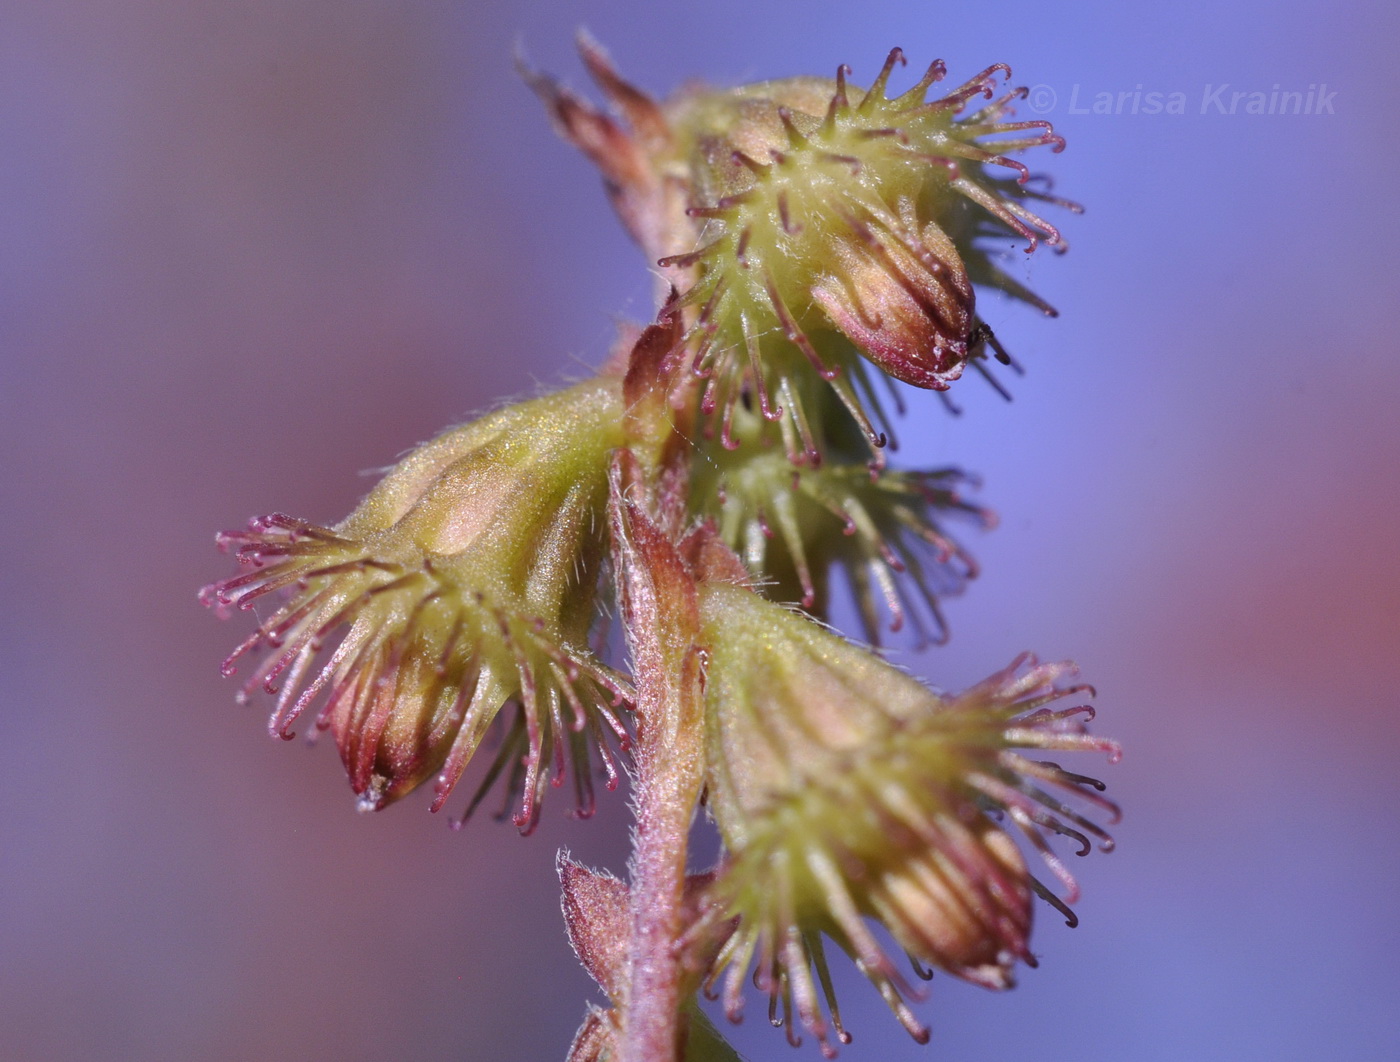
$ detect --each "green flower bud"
[202,378,631,828]
[695,581,1119,1053]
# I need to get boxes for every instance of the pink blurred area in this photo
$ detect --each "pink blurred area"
[2,2,1397,1061]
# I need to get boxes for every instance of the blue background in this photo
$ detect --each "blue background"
[3,2,1397,1059]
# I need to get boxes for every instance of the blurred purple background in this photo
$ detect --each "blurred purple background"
[3,2,1397,1060]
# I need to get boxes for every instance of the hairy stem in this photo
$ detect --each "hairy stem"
[608,451,707,1062]
[621,685,705,1061]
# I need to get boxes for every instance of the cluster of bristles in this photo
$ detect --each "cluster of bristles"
[698,456,992,646]
[203,512,630,827]
[662,47,1080,466]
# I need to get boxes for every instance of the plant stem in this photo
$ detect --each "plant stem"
[620,706,705,1062]
[608,452,707,1062]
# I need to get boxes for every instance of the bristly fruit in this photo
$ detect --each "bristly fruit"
[530,41,1079,463]
[202,379,632,828]
[692,578,1119,1055]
